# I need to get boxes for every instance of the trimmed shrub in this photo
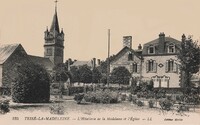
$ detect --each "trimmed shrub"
[49,104,64,115]
[137,100,144,107]
[176,95,184,102]
[154,89,166,99]
[74,93,84,104]
[159,99,173,111]
[128,94,132,102]
[132,96,137,104]
[12,63,50,103]
[120,94,127,101]
[177,103,189,112]
[148,100,155,108]
[0,99,10,114]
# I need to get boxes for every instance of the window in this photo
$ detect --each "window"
[149,61,154,71]
[165,59,177,73]
[146,60,157,72]
[46,48,52,56]
[130,63,140,73]
[133,63,137,73]
[148,46,155,54]
[160,76,170,88]
[152,75,160,87]
[168,44,175,53]
[128,52,133,61]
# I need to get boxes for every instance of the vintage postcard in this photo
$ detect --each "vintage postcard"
[0,0,200,125]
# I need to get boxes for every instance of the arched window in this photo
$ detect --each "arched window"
[148,45,155,54]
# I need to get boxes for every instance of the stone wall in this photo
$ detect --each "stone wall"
[110,50,141,78]
[2,45,31,89]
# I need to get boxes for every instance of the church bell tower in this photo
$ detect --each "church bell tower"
[44,0,64,66]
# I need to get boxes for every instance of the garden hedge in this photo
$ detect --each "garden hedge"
[12,63,50,103]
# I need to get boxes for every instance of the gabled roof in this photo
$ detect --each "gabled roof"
[29,55,54,70]
[70,61,93,67]
[110,46,142,63]
[0,43,21,64]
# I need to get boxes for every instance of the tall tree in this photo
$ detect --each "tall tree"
[52,63,71,98]
[92,68,102,83]
[70,66,80,83]
[178,35,200,93]
[78,65,92,83]
[53,63,71,82]
[110,66,131,86]
[97,55,116,74]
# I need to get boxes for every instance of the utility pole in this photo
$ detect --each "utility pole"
[107,29,110,87]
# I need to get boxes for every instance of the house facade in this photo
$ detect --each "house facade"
[110,47,142,78]
[110,33,184,88]
[141,33,182,88]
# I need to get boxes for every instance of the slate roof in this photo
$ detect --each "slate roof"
[29,55,54,70]
[70,61,93,67]
[50,10,60,33]
[143,37,181,46]
[142,37,181,55]
[0,43,20,64]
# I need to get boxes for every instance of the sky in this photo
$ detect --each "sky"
[0,0,200,61]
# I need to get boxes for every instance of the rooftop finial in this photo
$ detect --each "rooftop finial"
[55,0,58,12]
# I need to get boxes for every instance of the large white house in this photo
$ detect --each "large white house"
[110,33,188,88]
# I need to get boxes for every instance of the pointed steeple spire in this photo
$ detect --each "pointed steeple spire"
[50,0,60,33]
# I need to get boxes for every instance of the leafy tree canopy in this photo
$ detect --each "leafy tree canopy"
[110,66,131,86]
[178,35,200,92]
[12,63,50,103]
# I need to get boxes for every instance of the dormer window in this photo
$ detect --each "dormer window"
[168,44,175,53]
[148,46,155,54]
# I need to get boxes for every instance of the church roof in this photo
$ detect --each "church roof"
[29,55,54,70]
[0,43,21,64]
[50,10,60,33]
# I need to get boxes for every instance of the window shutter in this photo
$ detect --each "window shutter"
[165,61,168,72]
[137,63,140,73]
[146,61,149,72]
[153,61,157,72]
[130,63,133,73]
[173,62,177,73]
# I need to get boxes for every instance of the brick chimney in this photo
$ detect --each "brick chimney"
[138,44,142,50]
[92,58,96,69]
[123,36,132,49]
[97,59,101,66]
[159,32,165,53]
[182,34,186,42]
